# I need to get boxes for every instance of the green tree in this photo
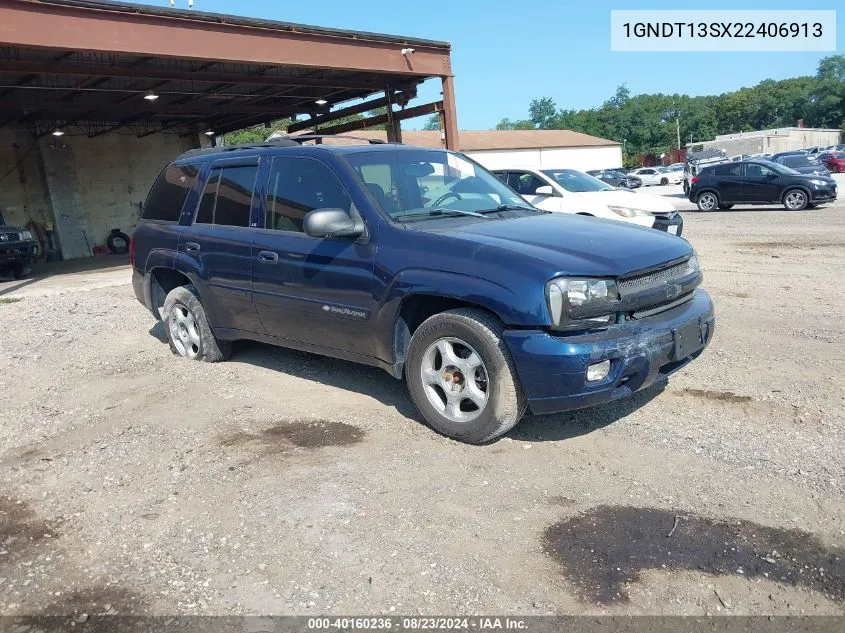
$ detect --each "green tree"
[422,114,441,131]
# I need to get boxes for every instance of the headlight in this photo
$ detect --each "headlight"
[546,277,617,330]
[606,205,653,218]
[809,178,828,186]
[19,230,33,241]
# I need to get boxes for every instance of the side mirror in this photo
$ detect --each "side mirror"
[534,185,554,196]
[303,208,365,239]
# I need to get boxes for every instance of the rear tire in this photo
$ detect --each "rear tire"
[162,284,231,362]
[10,262,31,279]
[782,188,808,211]
[696,191,719,211]
[405,308,526,444]
[683,181,689,196]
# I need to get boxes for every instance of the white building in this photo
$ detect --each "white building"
[311,130,623,172]
[696,127,842,157]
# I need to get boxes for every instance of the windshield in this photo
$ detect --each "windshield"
[343,149,529,220]
[541,169,614,192]
[781,155,819,168]
[757,160,800,175]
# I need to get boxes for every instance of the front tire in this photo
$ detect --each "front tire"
[405,308,526,444]
[162,284,231,362]
[660,177,669,185]
[783,188,808,210]
[696,191,719,211]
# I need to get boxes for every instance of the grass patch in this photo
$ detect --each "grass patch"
[0,297,22,304]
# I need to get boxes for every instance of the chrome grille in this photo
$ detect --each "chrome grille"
[0,232,20,242]
[631,292,695,319]
[619,259,690,294]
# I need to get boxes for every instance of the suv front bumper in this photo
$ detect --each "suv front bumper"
[653,212,684,236]
[503,290,714,415]
[0,240,37,268]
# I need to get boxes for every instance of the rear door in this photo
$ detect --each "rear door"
[741,163,781,202]
[710,163,744,202]
[180,157,263,333]
[251,155,378,357]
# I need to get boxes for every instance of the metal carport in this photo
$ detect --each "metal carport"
[0,0,458,259]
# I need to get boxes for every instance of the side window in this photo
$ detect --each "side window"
[265,157,352,233]
[714,164,742,177]
[510,172,546,195]
[493,172,508,184]
[142,164,198,221]
[746,164,774,179]
[194,164,258,227]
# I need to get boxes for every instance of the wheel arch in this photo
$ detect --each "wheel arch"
[781,185,811,205]
[391,294,504,377]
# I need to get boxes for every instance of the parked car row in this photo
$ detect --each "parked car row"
[132,139,714,444]
[492,168,683,234]
[688,159,838,211]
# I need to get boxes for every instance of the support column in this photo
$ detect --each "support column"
[440,75,459,151]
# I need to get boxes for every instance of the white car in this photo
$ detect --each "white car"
[630,167,682,186]
[492,168,684,235]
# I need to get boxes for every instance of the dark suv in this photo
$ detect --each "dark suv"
[132,138,715,444]
[0,211,37,279]
[689,160,838,211]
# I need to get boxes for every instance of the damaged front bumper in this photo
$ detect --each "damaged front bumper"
[504,290,714,415]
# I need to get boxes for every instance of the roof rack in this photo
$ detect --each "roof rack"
[176,134,391,160]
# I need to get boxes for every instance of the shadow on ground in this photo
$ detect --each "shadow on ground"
[148,328,666,442]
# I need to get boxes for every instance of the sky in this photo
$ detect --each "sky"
[126,0,843,130]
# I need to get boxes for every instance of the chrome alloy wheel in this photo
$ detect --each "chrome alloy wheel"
[168,304,201,359]
[420,337,489,423]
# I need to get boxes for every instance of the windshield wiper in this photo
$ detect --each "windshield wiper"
[477,203,537,214]
[394,208,490,220]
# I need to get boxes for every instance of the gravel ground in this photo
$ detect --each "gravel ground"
[1,200,844,618]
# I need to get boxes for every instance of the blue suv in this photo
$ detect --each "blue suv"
[132,138,714,444]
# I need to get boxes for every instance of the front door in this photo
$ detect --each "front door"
[179,157,263,333]
[251,155,378,358]
[742,162,781,202]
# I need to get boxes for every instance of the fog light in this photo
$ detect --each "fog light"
[586,360,611,382]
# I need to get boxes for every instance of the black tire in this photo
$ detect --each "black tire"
[10,262,31,280]
[660,177,669,185]
[162,284,231,362]
[107,230,130,255]
[782,188,808,211]
[683,181,689,196]
[717,203,734,210]
[696,191,719,211]
[405,308,527,444]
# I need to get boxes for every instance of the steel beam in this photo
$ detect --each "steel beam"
[0,0,453,77]
[310,100,442,136]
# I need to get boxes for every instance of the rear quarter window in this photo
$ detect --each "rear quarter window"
[142,164,199,222]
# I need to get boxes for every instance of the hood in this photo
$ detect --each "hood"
[575,189,677,213]
[792,166,830,175]
[439,213,692,278]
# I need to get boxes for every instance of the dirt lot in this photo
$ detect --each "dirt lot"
[1,200,844,618]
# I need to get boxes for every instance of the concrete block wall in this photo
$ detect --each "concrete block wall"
[39,132,196,259]
[1,126,196,259]
[0,127,53,229]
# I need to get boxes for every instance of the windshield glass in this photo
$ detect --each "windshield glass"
[781,155,819,168]
[757,160,800,175]
[343,149,528,219]
[541,169,614,192]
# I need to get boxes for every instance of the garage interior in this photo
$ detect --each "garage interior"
[0,0,457,261]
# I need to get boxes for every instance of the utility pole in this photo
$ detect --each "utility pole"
[676,116,681,150]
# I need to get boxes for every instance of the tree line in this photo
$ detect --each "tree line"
[495,55,844,164]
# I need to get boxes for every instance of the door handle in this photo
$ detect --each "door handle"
[184,242,201,253]
[257,250,279,263]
